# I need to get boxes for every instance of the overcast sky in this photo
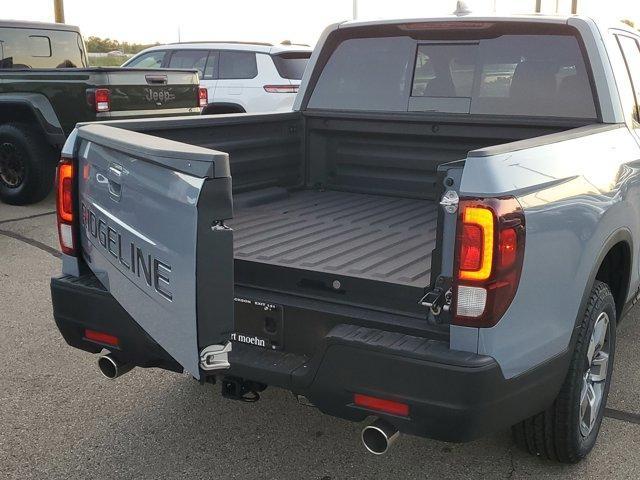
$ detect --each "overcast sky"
[4,0,639,46]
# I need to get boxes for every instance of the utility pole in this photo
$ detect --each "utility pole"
[353,0,358,20]
[535,0,542,13]
[571,0,578,14]
[54,0,65,23]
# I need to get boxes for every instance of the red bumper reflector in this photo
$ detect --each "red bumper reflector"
[354,393,409,417]
[84,329,119,347]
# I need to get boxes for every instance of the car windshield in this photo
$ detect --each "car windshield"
[272,52,310,80]
[308,26,597,119]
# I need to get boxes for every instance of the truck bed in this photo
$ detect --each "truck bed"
[231,189,437,288]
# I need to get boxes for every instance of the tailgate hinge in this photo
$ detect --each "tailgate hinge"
[200,342,232,371]
[418,276,452,318]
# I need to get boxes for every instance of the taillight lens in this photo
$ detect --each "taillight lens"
[263,84,299,93]
[198,87,208,108]
[452,197,525,327]
[56,156,76,256]
[94,88,110,112]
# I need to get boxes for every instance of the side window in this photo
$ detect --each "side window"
[617,35,640,123]
[219,51,258,79]
[203,51,219,79]
[168,49,209,78]
[127,50,166,68]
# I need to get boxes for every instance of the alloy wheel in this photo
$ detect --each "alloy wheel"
[0,141,25,188]
[579,311,610,437]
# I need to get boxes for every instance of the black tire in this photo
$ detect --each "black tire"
[512,280,616,463]
[0,123,57,205]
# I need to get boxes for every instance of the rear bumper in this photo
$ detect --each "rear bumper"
[51,273,569,443]
[96,107,200,120]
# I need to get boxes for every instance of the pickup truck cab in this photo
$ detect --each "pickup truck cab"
[0,20,203,205]
[51,15,640,463]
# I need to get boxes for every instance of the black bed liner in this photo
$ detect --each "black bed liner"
[230,189,438,288]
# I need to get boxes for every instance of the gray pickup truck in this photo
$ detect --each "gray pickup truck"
[51,15,640,463]
[0,20,202,205]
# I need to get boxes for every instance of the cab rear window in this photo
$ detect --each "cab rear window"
[0,27,86,69]
[308,25,597,119]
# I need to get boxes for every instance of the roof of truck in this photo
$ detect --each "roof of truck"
[0,19,81,32]
[140,41,312,55]
[339,14,638,35]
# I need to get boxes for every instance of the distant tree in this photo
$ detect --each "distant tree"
[84,36,159,54]
[621,19,636,29]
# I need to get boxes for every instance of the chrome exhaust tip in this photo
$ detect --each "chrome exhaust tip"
[361,418,399,455]
[97,354,133,379]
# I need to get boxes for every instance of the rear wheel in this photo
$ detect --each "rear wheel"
[0,123,56,205]
[512,280,616,463]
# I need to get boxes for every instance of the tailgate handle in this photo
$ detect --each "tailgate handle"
[107,163,124,200]
[145,74,168,85]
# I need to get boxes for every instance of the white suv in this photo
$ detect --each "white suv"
[123,42,312,114]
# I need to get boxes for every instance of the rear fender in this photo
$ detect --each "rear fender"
[0,93,65,148]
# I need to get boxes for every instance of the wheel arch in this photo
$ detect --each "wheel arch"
[584,229,633,323]
[201,103,246,115]
[0,93,65,148]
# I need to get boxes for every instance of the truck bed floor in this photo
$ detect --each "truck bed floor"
[230,189,437,288]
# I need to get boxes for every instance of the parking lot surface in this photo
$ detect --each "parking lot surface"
[2,195,640,480]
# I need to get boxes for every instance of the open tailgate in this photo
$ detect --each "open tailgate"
[75,123,233,378]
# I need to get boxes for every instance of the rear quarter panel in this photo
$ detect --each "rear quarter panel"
[456,125,640,378]
[0,70,106,134]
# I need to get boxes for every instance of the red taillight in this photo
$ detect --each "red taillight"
[452,197,525,327]
[198,87,208,108]
[94,88,110,112]
[459,223,483,271]
[56,157,76,256]
[353,393,410,417]
[499,228,518,268]
[85,329,119,347]
[263,84,299,94]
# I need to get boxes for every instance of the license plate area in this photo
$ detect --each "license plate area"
[233,297,284,350]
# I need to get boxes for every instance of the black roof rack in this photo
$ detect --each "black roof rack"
[167,40,273,46]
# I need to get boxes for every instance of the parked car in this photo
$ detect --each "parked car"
[123,41,312,114]
[51,15,640,463]
[0,20,203,205]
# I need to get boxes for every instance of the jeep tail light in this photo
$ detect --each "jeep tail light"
[264,84,299,93]
[94,88,110,112]
[198,87,208,108]
[452,197,525,327]
[56,156,76,256]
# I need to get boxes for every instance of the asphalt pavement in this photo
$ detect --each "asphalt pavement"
[2,194,640,479]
